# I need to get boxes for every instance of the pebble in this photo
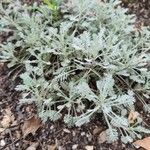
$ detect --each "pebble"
[50,125,54,130]
[85,145,94,150]
[72,131,76,136]
[0,139,6,147]
[58,146,66,150]
[86,134,92,141]
[81,132,85,136]
[72,144,78,149]
[15,143,19,146]
[122,144,126,148]
[63,128,71,133]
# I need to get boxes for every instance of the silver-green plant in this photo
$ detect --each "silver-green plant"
[0,0,150,143]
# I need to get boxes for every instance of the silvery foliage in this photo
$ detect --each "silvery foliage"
[0,0,150,143]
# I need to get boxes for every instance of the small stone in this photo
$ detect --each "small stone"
[72,144,78,149]
[81,132,85,136]
[15,143,19,146]
[58,146,66,150]
[72,131,76,136]
[50,125,54,130]
[63,128,71,133]
[0,139,6,147]
[86,134,92,141]
[122,144,126,148]
[85,145,94,150]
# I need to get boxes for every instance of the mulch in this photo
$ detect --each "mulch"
[0,0,150,150]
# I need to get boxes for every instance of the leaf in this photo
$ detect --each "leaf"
[133,137,150,150]
[106,128,118,143]
[1,115,11,128]
[22,116,42,137]
[128,110,139,124]
[133,126,150,134]
[43,0,58,11]
[75,116,90,126]
[1,108,14,128]
[26,142,39,150]
[96,74,114,98]
[0,128,5,133]
[48,144,57,150]
[121,135,133,144]
[93,127,103,135]
[98,130,107,144]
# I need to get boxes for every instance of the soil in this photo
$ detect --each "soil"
[0,1,150,150]
[122,0,150,26]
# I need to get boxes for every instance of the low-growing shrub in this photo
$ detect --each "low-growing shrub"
[0,0,150,143]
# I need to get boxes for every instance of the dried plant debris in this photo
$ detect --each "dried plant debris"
[26,142,39,150]
[133,137,150,150]
[22,116,42,137]
[1,108,15,128]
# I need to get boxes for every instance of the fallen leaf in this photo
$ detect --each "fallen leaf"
[22,116,41,137]
[26,142,39,150]
[85,145,94,150]
[128,110,139,124]
[1,108,14,128]
[133,137,150,150]
[1,116,11,128]
[93,127,103,135]
[48,144,57,150]
[98,130,107,144]
[15,130,21,139]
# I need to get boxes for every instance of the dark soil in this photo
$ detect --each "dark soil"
[122,0,150,26]
[0,1,150,150]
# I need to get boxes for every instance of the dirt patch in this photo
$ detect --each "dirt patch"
[122,0,150,26]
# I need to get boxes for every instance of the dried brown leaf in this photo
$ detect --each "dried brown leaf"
[22,116,41,137]
[128,110,139,124]
[48,144,57,150]
[93,127,103,135]
[26,142,39,150]
[0,128,5,133]
[1,108,14,128]
[98,130,107,144]
[133,137,150,150]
